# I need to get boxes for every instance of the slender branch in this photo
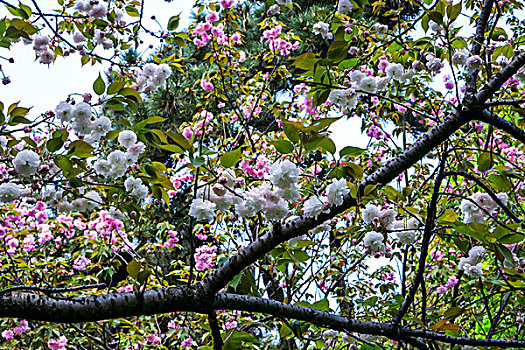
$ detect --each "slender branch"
[444,170,520,222]
[0,283,106,296]
[393,152,447,323]
[0,0,16,9]
[208,311,223,350]
[484,99,525,107]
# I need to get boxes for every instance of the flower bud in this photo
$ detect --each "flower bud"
[212,183,227,196]
[412,60,424,71]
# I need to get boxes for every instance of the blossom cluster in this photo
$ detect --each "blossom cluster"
[94,130,145,178]
[194,245,218,271]
[131,63,172,93]
[48,335,68,350]
[191,8,242,48]
[189,159,302,225]
[458,246,485,278]
[459,192,508,223]
[55,101,112,145]
[327,57,415,112]
[32,36,55,64]
[362,204,396,229]
[262,25,299,56]
[45,186,103,213]
[1,320,30,341]
[302,178,349,218]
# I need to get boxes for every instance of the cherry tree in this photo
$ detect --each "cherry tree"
[0,0,525,348]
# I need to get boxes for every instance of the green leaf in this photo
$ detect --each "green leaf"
[490,27,508,41]
[68,140,95,158]
[311,298,329,311]
[18,2,32,18]
[438,209,458,223]
[137,269,151,284]
[344,162,363,180]
[167,15,180,31]
[118,118,131,127]
[144,116,166,124]
[167,131,193,152]
[340,146,366,157]
[134,116,166,132]
[446,2,462,21]
[223,332,259,350]
[499,233,525,244]
[93,74,106,95]
[46,138,64,152]
[68,177,84,188]
[272,140,294,154]
[54,155,81,178]
[307,117,340,132]
[327,41,348,63]
[119,88,143,103]
[477,152,494,172]
[9,115,31,125]
[384,185,400,201]
[428,10,444,25]
[496,244,514,264]
[125,5,140,17]
[107,81,125,95]
[22,136,36,148]
[159,144,184,154]
[228,272,243,291]
[282,120,301,143]
[9,106,30,117]
[105,99,126,111]
[104,130,120,141]
[487,173,512,192]
[363,296,378,306]
[317,137,336,154]
[293,52,317,70]
[454,222,487,243]
[220,148,241,168]
[443,306,464,319]
[126,259,141,279]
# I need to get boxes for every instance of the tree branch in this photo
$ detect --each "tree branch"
[393,154,447,323]
[444,170,520,222]
[2,290,525,348]
[201,109,473,296]
[465,0,494,95]
[476,51,525,104]
[208,311,223,350]
[484,99,525,107]
[476,109,525,144]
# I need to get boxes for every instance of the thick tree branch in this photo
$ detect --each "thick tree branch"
[465,0,494,95]
[2,290,525,348]
[476,109,525,144]
[201,111,472,295]
[0,286,206,322]
[476,51,525,104]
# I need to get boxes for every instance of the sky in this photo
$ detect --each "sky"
[0,0,196,115]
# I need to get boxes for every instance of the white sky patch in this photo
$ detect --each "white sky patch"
[0,0,195,115]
